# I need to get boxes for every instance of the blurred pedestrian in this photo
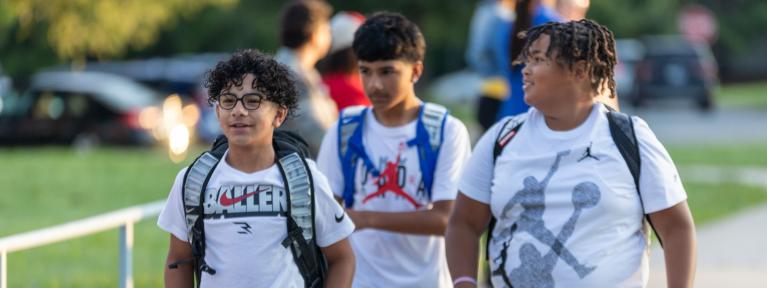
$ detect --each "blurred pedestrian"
[275,0,338,157]
[496,0,562,119]
[465,0,515,131]
[319,11,371,112]
[447,20,696,288]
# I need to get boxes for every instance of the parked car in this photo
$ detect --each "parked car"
[0,71,159,146]
[631,35,718,110]
[615,39,645,101]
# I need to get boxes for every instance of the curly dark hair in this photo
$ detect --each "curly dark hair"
[352,12,426,63]
[514,19,618,99]
[204,49,298,117]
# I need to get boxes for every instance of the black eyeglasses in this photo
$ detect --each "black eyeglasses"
[216,93,264,110]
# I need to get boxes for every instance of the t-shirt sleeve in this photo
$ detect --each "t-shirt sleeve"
[458,118,507,204]
[316,121,344,199]
[633,117,688,213]
[307,160,355,247]
[431,116,473,202]
[157,168,190,242]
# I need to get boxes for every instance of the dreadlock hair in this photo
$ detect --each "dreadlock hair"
[514,19,618,99]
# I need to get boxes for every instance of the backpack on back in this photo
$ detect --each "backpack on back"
[485,107,662,260]
[337,103,449,208]
[174,130,326,288]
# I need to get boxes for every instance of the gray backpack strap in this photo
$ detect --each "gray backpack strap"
[178,151,222,282]
[277,152,326,287]
[183,152,219,236]
[279,152,315,242]
[421,102,449,151]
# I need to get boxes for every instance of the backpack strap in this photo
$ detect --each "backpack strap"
[606,109,662,247]
[176,139,228,286]
[338,106,371,208]
[277,152,326,288]
[485,115,525,261]
[492,115,526,164]
[338,103,449,207]
[178,132,327,287]
[407,102,449,201]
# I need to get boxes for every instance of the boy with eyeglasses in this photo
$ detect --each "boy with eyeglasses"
[158,49,355,288]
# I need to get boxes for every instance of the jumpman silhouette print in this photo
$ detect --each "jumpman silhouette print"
[362,153,422,208]
[492,150,600,287]
[578,142,599,162]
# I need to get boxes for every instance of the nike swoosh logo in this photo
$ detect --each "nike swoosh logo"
[334,212,345,223]
[219,186,269,206]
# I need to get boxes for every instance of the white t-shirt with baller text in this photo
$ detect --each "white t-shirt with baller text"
[158,153,354,288]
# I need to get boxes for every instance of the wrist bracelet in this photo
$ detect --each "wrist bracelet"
[452,276,477,287]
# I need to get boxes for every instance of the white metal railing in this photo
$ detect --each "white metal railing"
[0,200,165,288]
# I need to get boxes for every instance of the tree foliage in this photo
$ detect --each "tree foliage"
[5,0,235,61]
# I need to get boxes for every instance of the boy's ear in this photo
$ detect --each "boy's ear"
[411,61,424,83]
[274,106,288,127]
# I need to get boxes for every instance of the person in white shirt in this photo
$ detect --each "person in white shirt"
[317,12,472,287]
[446,19,696,288]
[159,49,355,288]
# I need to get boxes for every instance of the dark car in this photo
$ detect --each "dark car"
[0,71,159,146]
[632,36,718,110]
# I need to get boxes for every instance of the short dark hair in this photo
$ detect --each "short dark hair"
[352,12,426,63]
[318,47,357,74]
[515,19,618,99]
[279,0,332,49]
[205,49,298,117]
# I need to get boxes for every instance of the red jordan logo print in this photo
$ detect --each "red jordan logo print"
[362,153,422,208]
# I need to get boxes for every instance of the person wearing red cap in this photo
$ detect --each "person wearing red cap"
[319,11,372,112]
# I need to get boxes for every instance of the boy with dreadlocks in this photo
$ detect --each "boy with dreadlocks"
[446,19,696,287]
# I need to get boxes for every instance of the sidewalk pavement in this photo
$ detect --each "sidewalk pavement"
[648,165,767,287]
[649,203,767,288]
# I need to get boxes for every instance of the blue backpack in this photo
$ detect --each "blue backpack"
[337,103,449,208]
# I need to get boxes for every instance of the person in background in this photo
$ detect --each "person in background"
[465,0,515,131]
[319,11,371,112]
[496,0,562,119]
[275,0,338,157]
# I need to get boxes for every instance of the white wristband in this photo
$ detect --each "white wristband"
[452,276,477,287]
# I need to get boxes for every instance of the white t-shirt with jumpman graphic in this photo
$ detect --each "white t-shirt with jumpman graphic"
[460,103,687,288]
[317,107,472,287]
[157,152,355,288]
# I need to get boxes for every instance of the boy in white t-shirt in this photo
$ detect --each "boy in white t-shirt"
[446,20,696,288]
[158,49,355,288]
[316,12,471,287]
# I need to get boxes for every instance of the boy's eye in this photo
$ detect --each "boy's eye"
[220,95,236,104]
[244,95,261,105]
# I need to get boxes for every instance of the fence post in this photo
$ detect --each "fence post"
[1,249,6,288]
[119,223,134,288]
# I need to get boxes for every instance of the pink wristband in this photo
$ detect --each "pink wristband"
[452,276,477,287]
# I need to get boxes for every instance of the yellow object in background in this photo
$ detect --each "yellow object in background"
[480,77,510,100]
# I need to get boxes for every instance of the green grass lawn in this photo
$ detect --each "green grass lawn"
[0,147,190,287]
[1,144,766,287]
[715,82,767,109]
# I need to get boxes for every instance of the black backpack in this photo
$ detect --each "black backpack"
[170,130,326,288]
[485,108,662,261]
